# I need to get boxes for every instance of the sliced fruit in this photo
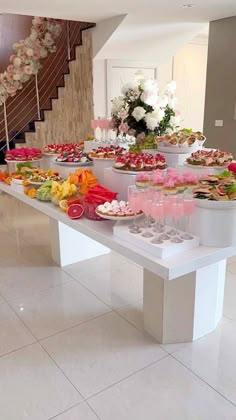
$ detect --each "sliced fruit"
[59,200,69,212]
[67,204,84,219]
[67,197,81,206]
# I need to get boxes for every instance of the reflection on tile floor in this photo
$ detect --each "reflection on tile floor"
[0,193,236,419]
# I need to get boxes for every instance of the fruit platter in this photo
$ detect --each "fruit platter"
[193,171,236,201]
[186,149,233,167]
[113,152,167,173]
[96,200,143,220]
[43,143,82,155]
[28,169,63,185]
[88,146,126,160]
[5,148,42,162]
[156,129,205,154]
[55,150,92,166]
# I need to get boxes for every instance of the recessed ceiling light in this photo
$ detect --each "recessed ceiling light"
[183,3,195,8]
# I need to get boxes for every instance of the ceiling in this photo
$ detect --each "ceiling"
[0,0,236,23]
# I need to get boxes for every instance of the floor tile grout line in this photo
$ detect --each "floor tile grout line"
[86,400,103,420]
[85,354,170,402]
[170,354,236,409]
[38,341,84,399]
[38,310,113,341]
[0,340,37,360]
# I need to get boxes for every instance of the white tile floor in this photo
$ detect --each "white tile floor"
[0,192,236,419]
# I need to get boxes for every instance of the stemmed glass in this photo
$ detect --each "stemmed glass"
[170,201,184,243]
[150,201,164,244]
[158,196,171,241]
[141,196,154,238]
[91,119,99,139]
[128,186,142,234]
[181,195,195,240]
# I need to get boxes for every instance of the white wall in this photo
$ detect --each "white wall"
[93,40,208,131]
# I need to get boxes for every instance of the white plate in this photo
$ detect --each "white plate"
[5,158,43,163]
[112,167,165,175]
[194,198,236,209]
[28,180,45,186]
[43,152,59,156]
[89,156,115,161]
[95,210,143,221]
[158,144,200,154]
[54,161,93,167]
[184,162,229,169]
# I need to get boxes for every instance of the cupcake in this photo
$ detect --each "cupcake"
[163,179,177,195]
[151,170,164,190]
[135,172,150,188]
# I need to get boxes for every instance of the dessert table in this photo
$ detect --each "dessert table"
[1,182,235,346]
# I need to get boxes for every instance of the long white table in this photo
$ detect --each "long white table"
[1,182,235,345]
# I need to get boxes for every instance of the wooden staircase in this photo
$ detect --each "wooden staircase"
[0,19,95,155]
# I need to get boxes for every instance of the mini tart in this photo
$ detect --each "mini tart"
[163,186,177,195]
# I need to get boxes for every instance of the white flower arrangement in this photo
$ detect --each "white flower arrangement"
[111,72,180,136]
[0,17,62,107]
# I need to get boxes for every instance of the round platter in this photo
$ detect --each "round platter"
[112,167,165,175]
[28,180,45,186]
[5,158,43,163]
[54,160,93,167]
[43,152,59,157]
[95,210,143,221]
[184,162,228,169]
[158,143,200,154]
[194,198,236,210]
[90,157,115,161]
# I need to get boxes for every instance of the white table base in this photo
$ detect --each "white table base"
[143,260,226,344]
[49,218,110,267]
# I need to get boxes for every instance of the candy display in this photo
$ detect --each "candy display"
[186,150,233,167]
[43,143,82,154]
[5,148,42,161]
[88,146,126,159]
[156,129,205,148]
[114,152,167,172]
[55,150,91,164]
[193,171,236,201]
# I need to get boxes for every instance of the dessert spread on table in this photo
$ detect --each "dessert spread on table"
[156,129,205,148]
[55,150,91,164]
[114,152,167,171]
[193,171,236,201]
[5,148,42,161]
[43,143,82,154]
[186,150,233,167]
[96,200,142,218]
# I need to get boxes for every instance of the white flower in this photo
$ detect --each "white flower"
[134,70,145,83]
[170,115,181,127]
[141,79,158,94]
[141,91,158,107]
[121,81,139,95]
[157,95,168,108]
[151,108,165,123]
[13,57,22,67]
[168,96,177,109]
[132,106,146,122]
[111,96,125,114]
[166,80,176,94]
[145,113,158,131]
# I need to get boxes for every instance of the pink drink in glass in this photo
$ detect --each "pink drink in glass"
[172,202,183,220]
[183,199,195,216]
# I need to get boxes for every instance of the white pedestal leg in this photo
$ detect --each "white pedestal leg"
[143,260,226,344]
[49,218,110,267]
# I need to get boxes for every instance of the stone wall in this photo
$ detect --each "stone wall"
[26,30,94,149]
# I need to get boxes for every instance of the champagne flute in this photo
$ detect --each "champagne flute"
[170,201,184,243]
[181,195,195,240]
[150,202,164,244]
[141,197,154,238]
[128,186,142,234]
